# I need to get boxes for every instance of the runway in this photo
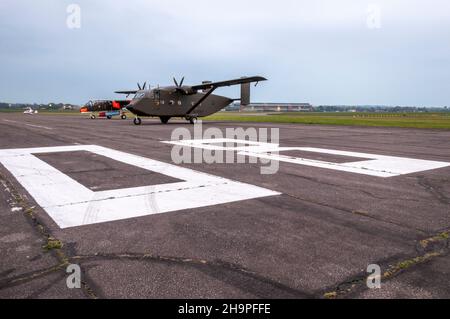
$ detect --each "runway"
[0,113,449,299]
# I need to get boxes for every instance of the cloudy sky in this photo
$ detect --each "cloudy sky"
[1,0,449,106]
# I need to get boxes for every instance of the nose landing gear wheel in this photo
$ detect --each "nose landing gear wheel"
[133,118,142,125]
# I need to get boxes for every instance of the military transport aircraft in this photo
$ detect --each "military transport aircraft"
[115,76,266,125]
[80,100,131,120]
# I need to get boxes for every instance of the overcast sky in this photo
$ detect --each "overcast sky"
[1,0,449,106]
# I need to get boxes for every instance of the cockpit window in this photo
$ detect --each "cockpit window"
[134,93,145,99]
[153,90,160,101]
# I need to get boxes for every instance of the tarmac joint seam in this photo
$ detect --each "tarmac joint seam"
[68,252,314,299]
[0,172,98,299]
[322,229,449,299]
[282,191,428,235]
[416,175,450,205]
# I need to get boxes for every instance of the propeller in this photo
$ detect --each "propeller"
[137,82,147,90]
[173,76,185,88]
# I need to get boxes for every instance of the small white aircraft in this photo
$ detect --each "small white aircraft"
[23,107,38,115]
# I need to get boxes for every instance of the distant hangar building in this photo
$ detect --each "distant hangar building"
[225,102,313,112]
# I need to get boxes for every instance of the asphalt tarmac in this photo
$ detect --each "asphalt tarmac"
[0,113,449,299]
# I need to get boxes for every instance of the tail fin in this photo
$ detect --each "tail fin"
[241,82,251,107]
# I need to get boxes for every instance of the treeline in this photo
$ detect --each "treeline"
[0,102,80,110]
[314,105,449,113]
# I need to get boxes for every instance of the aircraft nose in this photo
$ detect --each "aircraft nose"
[126,100,139,113]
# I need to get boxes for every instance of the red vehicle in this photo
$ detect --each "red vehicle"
[80,100,131,119]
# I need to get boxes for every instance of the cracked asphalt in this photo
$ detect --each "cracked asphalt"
[0,113,449,299]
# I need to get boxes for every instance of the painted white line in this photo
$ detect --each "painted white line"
[164,139,450,177]
[164,138,279,152]
[0,145,280,228]
[3,119,53,130]
[244,147,450,177]
[25,124,53,130]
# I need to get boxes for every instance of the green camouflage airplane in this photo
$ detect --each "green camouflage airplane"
[115,76,266,125]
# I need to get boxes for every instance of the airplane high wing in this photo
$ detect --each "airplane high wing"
[191,76,267,91]
[115,90,138,95]
[183,76,267,112]
[115,82,148,95]
[115,76,267,96]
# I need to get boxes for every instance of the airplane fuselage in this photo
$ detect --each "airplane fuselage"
[127,87,233,118]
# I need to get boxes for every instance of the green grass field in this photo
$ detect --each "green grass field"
[2,109,450,129]
[204,112,450,130]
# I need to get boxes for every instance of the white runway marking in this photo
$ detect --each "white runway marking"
[3,119,53,130]
[0,145,280,229]
[165,139,450,177]
[248,147,450,177]
[24,124,53,130]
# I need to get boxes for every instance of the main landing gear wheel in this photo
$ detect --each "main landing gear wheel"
[90,114,96,119]
[160,116,171,124]
[186,116,198,124]
[121,114,127,120]
[133,118,142,125]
